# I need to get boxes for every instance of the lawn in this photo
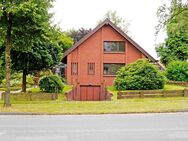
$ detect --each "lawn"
[28,85,73,93]
[0,97,188,114]
[0,84,188,114]
[0,87,21,91]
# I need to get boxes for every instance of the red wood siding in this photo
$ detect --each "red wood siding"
[67,25,147,86]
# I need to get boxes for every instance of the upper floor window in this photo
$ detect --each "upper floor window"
[88,63,95,75]
[103,63,125,75]
[104,41,125,52]
[71,62,78,75]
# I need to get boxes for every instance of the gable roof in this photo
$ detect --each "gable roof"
[63,19,157,62]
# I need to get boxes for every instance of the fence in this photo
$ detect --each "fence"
[1,92,58,101]
[118,89,188,99]
[167,81,188,87]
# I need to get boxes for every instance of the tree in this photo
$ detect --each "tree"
[98,10,130,33]
[114,59,166,90]
[66,28,92,44]
[11,42,62,92]
[156,0,188,65]
[166,61,188,82]
[14,27,73,92]
[57,30,73,51]
[0,0,54,107]
[0,26,73,92]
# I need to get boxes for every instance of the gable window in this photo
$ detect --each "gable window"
[88,63,95,75]
[103,63,124,75]
[104,41,125,52]
[71,62,78,75]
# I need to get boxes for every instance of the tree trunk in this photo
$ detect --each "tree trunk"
[22,69,27,92]
[4,13,13,107]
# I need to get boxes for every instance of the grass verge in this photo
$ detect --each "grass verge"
[0,97,188,114]
[0,84,188,114]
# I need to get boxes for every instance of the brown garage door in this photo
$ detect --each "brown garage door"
[80,85,105,101]
[65,85,110,101]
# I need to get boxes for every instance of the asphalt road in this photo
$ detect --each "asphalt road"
[0,113,188,141]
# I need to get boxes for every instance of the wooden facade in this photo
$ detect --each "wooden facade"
[62,19,158,101]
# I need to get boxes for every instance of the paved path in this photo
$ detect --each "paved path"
[0,113,188,141]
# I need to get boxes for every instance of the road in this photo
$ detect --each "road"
[0,113,188,141]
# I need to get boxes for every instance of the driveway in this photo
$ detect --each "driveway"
[0,113,188,141]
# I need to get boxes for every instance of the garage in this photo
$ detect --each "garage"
[80,85,101,101]
[66,85,111,101]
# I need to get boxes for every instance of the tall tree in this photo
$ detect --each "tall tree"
[57,31,73,51]
[98,10,130,33]
[0,0,54,106]
[155,0,188,65]
[66,28,92,44]
[11,27,73,92]
[0,27,73,92]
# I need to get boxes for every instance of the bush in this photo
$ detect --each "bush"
[39,75,64,93]
[114,59,166,90]
[166,61,188,82]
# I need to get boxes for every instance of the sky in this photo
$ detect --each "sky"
[52,0,167,59]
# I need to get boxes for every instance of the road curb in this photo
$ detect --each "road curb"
[0,112,33,115]
[0,110,188,115]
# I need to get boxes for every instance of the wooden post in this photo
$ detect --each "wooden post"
[1,92,5,100]
[51,93,54,100]
[117,92,122,99]
[163,90,166,97]
[184,89,188,97]
[140,91,144,98]
[29,93,32,101]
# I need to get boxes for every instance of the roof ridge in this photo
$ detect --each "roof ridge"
[63,19,156,62]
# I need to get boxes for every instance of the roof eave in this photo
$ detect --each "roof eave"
[63,19,157,62]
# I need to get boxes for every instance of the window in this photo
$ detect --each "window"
[71,62,78,75]
[103,63,124,75]
[88,63,95,75]
[104,41,125,52]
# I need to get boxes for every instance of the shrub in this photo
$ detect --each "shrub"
[166,61,188,82]
[114,59,166,90]
[39,75,64,93]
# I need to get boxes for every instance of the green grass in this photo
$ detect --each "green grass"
[27,85,73,94]
[163,84,187,90]
[0,84,188,114]
[0,97,188,114]
[27,87,41,93]
[62,85,73,94]
[108,84,187,92]
[0,87,21,91]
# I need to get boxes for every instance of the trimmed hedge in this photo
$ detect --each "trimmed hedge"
[39,75,64,93]
[166,61,188,82]
[114,59,166,90]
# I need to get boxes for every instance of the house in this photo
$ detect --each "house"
[62,19,159,101]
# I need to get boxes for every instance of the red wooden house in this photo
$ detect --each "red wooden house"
[63,19,159,101]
